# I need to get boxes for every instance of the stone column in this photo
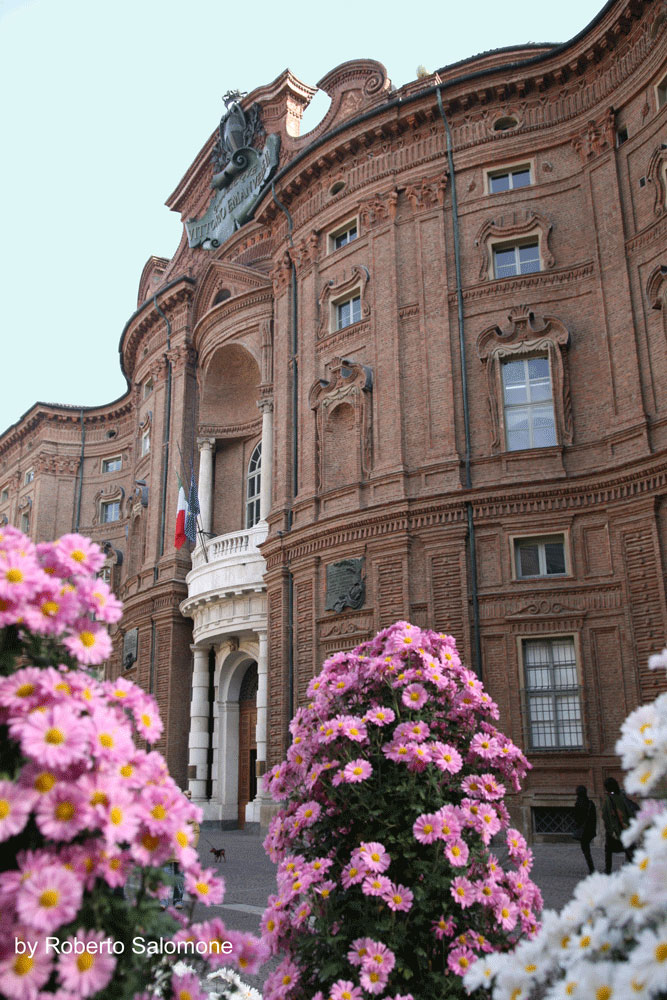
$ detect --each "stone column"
[187,644,210,801]
[197,437,216,537]
[257,399,273,522]
[255,629,268,773]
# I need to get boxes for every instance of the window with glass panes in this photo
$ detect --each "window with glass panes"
[515,535,566,578]
[101,500,121,523]
[333,224,358,250]
[493,240,540,278]
[336,295,361,330]
[102,456,122,473]
[523,637,582,749]
[488,167,531,193]
[246,442,262,528]
[502,357,556,450]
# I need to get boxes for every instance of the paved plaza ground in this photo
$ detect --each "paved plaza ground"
[188,827,630,992]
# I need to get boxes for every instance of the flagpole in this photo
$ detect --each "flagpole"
[176,442,210,563]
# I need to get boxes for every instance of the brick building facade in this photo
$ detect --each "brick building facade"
[1,0,666,835]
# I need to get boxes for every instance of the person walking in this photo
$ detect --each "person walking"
[601,776,636,874]
[573,785,597,874]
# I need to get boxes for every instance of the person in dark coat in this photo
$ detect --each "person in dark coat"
[601,776,636,874]
[573,785,597,874]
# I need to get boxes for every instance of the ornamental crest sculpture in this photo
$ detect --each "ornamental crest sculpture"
[186,93,280,250]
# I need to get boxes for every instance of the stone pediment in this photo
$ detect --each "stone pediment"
[194,259,272,322]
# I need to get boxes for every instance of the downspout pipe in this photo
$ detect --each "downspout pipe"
[154,293,173,579]
[73,408,85,532]
[271,181,296,733]
[436,87,482,680]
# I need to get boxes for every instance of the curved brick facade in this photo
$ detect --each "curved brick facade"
[1,0,666,834]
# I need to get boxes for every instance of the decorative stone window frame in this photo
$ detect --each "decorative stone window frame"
[475,211,554,281]
[0,486,9,503]
[139,410,152,458]
[647,144,667,217]
[309,357,373,492]
[517,632,585,752]
[143,377,154,400]
[101,455,122,474]
[509,529,571,582]
[477,306,573,454]
[318,265,370,340]
[327,216,359,254]
[484,159,535,195]
[23,468,34,485]
[655,71,667,111]
[647,264,667,311]
[94,486,125,527]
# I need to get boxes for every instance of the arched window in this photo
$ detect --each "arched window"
[246,442,262,528]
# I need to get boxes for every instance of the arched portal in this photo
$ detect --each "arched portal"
[214,646,259,827]
[238,663,258,827]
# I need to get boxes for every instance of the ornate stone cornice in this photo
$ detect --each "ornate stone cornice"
[122,283,195,382]
[198,418,262,439]
[449,261,595,305]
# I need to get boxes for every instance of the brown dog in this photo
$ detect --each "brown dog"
[210,847,226,863]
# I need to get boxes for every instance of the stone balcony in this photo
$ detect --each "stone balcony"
[181,523,268,645]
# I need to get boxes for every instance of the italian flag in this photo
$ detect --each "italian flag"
[174,474,187,549]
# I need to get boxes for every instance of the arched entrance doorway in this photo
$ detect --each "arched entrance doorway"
[237,663,257,828]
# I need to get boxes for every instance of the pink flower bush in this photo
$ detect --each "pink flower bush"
[261,621,541,999]
[0,527,266,998]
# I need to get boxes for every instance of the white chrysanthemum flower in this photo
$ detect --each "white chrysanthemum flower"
[612,960,652,999]
[511,938,552,984]
[572,871,617,911]
[493,965,532,1000]
[567,959,617,1000]
[622,799,664,847]
[462,952,502,992]
[624,756,663,794]
[627,923,667,995]
[641,807,667,858]
[647,648,667,671]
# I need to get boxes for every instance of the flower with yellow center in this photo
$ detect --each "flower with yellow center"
[13,954,34,976]
[45,728,65,745]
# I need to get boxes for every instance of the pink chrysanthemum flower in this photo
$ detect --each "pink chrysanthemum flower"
[402,683,428,709]
[347,936,374,966]
[383,740,411,764]
[0,666,46,710]
[90,708,135,761]
[0,779,35,842]
[169,970,208,1000]
[10,705,90,768]
[447,945,475,976]
[98,787,142,846]
[341,861,364,888]
[343,759,372,783]
[470,731,500,760]
[406,742,432,770]
[340,717,367,743]
[57,928,116,997]
[383,882,413,912]
[223,930,269,976]
[445,837,470,867]
[16,864,82,933]
[131,698,164,742]
[396,719,430,742]
[506,827,528,859]
[35,783,89,841]
[363,706,395,726]
[493,894,519,931]
[450,875,475,909]
[0,931,53,999]
[62,619,112,666]
[362,874,392,897]
[431,741,463,774]
[295,801,321,826]
[0,549,45,602]
[330,980,363,1000]
[362,940,396,974]
[54,534,106,576]
[359,966,388,995]
[358,841,390,873]
[412,811,443,844]
[432,914,456,939]
[77,577,123,623]
[185,868,225,905]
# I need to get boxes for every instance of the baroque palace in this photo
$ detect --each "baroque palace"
[1,0,666,836]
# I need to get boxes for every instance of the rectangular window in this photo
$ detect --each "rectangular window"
[0,488,8,503]
[532,806,577,836]
[502,357,557,450]
[336,295,361,330]
[141,429,150,456]
[523,637,583,749]
[489,166,532,193]
[329,219,359,253]
[20,513,30,533]
[24,469,34,485]
[515,534,566,578]
[102,456,122,473]
[493,240,540,279]
[143,378,154,399]
[101,500,121,523]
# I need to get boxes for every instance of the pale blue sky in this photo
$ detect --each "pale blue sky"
[0,0,604,433]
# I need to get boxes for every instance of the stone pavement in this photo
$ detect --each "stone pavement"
[188,829,628,991]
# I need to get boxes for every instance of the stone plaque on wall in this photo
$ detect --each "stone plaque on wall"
[122,628,138,670]
[325,558,365,613]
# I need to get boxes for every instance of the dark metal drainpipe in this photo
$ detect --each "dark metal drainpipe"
[271,182,296,730]
[206,646,215,799]
[436,87,482,680]
[73,409,85,532]
[153,294,173,582]
[149,619,156,695]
